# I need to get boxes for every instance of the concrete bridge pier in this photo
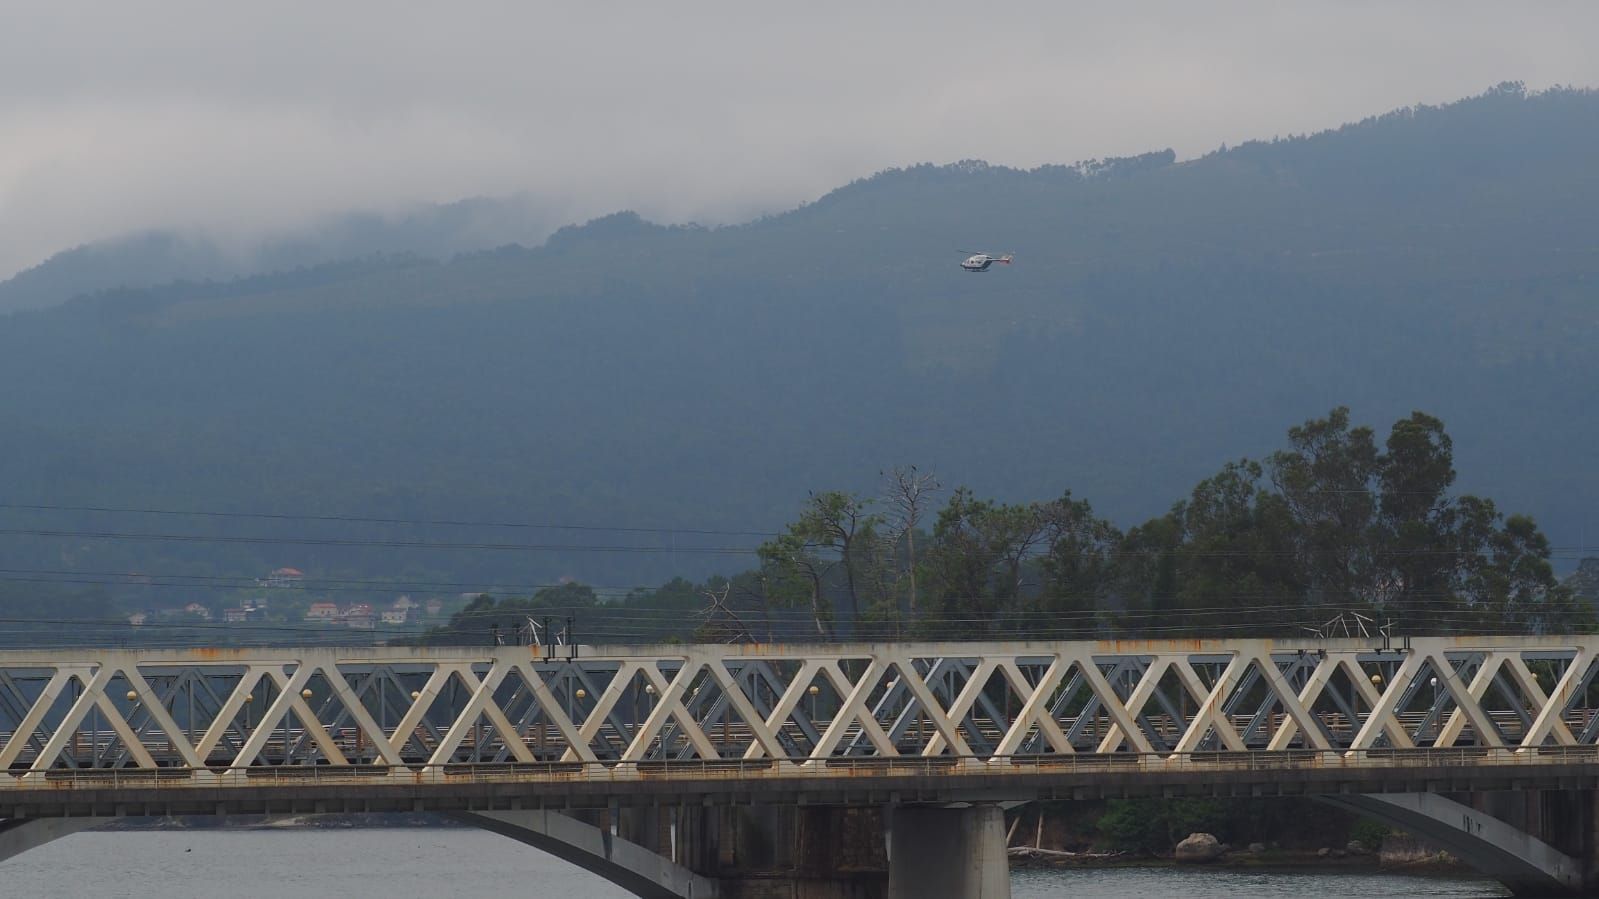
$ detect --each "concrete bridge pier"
[459,803,1012,899]
[675,805,890,899]
[886,805,1010,899]
[460,805,893,899]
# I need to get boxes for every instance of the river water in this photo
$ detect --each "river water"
[3,827,1508,898]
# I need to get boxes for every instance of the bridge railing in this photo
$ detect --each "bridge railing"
[8,744,1599,792]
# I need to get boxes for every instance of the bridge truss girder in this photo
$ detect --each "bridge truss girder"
[0,638,1594,774]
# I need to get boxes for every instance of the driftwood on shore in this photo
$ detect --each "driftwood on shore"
[1008,846,1130,862]
[1006,806,1130,864]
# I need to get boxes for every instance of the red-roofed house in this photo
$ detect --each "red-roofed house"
[304,602,339,621]
[263,567,306,588]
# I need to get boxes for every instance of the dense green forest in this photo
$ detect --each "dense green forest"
[419,407,1583,646]
[2,84,1597,615]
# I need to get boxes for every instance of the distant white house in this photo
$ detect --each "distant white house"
[262,567,306,589]
[343,604,375,630]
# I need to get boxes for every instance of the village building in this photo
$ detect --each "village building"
[342,604,375,630]
[304,602,339,621]
[261,567,306,589]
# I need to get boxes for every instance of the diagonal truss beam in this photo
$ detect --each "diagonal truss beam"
[0,638,1592,773]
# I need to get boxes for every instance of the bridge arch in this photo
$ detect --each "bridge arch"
[1319,794,1585,897]
[0,812,713,899]
[0,818,108,866]
[451,809,717,899]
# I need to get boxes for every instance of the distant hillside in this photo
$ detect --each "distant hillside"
[0,194,566,314]
[2,83,1596,595]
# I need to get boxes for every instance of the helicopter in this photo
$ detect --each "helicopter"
[960,252,1013,272]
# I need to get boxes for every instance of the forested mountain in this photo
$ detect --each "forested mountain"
[0,194,565,314]
[3,84,1597,606]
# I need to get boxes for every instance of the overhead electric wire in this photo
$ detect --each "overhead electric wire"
[0,566,662,596]
[2,613,1584,650]
[3,617,1585,651]
[0,602,1357,626]
[0,596,1579,636]
[0,527,759,555]
[1,524,1592,561]
[1,498,1584,649]
[0,501,779,538]
[0,558,1580,615]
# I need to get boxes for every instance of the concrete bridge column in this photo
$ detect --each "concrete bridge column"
[678,803,1009,899]
[460,805,891,899]
[887,805,1010,899]
[676,805,889,899]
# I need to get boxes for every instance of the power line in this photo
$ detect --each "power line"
[0,553,1589,607]
[0,501,779,539]
[0,590,1584,650]
[0,528,759,555]
[4,524,1594,560]
[0,573,1586,608]
[0,567,661,596]
[0,597,1576,635]
[1,616,1586,651]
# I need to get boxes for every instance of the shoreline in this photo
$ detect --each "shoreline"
[1009,848,1465,877]
[100,815,1468,880]
[94,813,465,831]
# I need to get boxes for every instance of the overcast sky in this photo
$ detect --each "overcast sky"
[2,0,1597,279]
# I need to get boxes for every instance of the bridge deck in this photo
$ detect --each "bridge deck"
[5,749,1599,819]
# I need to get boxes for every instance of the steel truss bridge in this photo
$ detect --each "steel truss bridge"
[4,636,1599,897]
[1,636,1596,774]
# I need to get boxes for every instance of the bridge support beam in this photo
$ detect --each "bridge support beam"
[887,805,1010,899]
[0,817,109,865]
[453,809,719,899]
[683,805,888,898]
[1321,794,1587,897]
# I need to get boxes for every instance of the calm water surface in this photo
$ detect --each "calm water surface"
[3,828,1508,898]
